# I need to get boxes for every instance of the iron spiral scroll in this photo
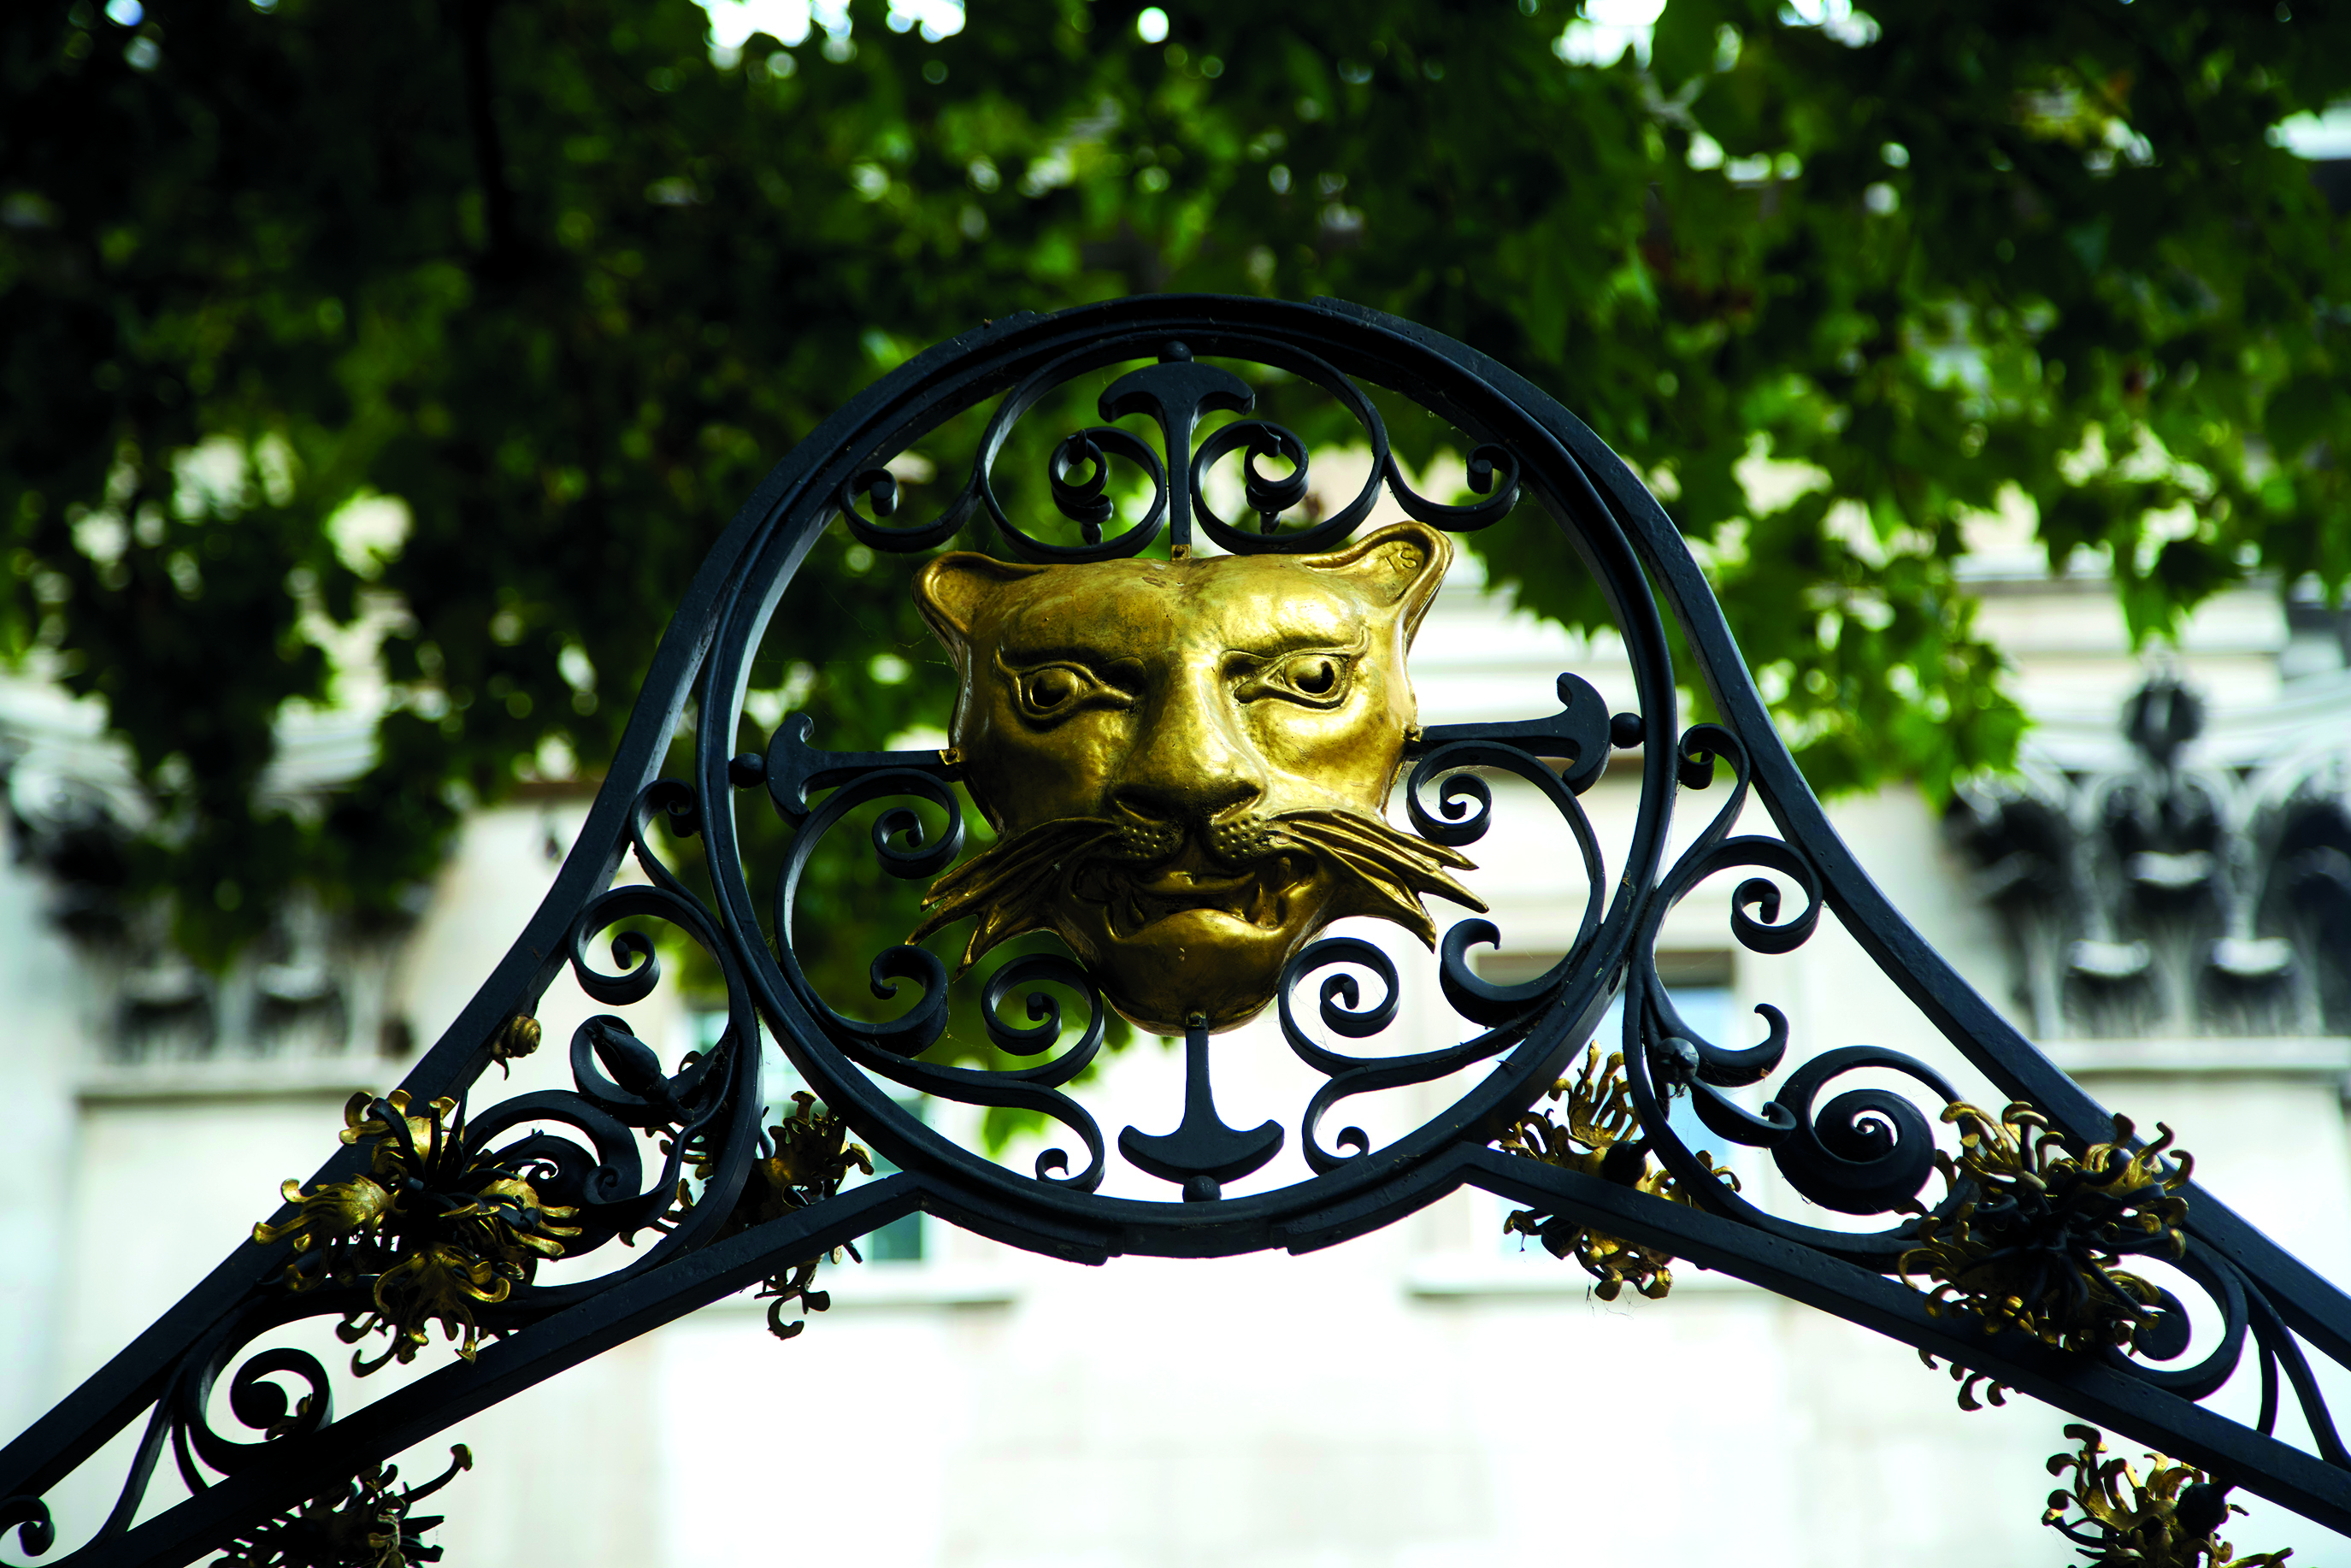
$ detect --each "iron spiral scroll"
[7,295,2351,1565]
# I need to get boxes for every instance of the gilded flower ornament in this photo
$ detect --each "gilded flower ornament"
[1495,1046,1737,1300]
[255,1090,580,1372]
[2043,1425,2288,1568]
[664,1090,875,1341]
[1900,1102,2191,1358]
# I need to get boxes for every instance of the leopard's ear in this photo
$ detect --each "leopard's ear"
[1305,522,1452,644]
[912,552,1050,651]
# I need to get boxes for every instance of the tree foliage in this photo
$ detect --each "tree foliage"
[1,0,2344,962]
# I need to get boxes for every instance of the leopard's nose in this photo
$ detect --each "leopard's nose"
[1110,672,1265,828]
[1112,770,1261,828]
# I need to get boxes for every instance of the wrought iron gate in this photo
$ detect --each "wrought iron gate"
[5,295,2348,1565]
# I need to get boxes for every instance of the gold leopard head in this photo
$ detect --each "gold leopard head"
[909,521,1484,1035]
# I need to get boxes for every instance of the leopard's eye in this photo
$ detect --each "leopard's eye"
[1247,650,1352,705]
[1011,661,1131,723]
[1024,667,1081,710]
[1288,655,1340,696]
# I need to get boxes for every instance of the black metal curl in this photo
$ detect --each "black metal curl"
[1763,1045,1956,1215]
[802,950,1118,1188]
[223,1350,334,1450]
[1190,419,1315,538]
[173,1348,334,1485]
[871,804,964,881]
[974,345,1179,563]
[1635,725,1824,1075]
[1405,766,1491,847]
[1190,417,1382,555]
[2133,1285,2197,1365]
[1276,938,1528,1173]
[2097,1243,2251,1407]
[565,875,733,1016]
[1437,920,1575,1034]
[164,1295,356,1497]
[1627,837,1821,1151]
[1602,722,1819,1170]
[1045,427,1168,549]
[0,1494,52,1559]
[835,463,980,553]
[1233,424,1311,519]
[1381,445,1521,532]
[628,779,709,902]
[854,1046,1111,1190]
[1623,831,1825,1099]
[572,923,659,1006]
[1405,741,1608,1028]
[770,768,964,1059]
[1725,854,1825,957]
[470,1099,644,1212]
[981,952,1110,1059]
[1610,725,1974,1261]
[1280,938,1403,1062]
[799,946,952,1060]
[556,783,735,1009]
[1047,434,1112,525]
[646,776,703,841]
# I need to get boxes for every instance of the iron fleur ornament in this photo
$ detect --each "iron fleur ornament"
[9,297,2351,1564]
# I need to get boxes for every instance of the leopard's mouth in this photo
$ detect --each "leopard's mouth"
[1069,853,1319,938]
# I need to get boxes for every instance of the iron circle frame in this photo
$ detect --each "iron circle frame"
[694,293,1679,1259]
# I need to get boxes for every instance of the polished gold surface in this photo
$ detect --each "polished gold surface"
[910,521,1483,1035]
[1900,1101,2190,1358]
[2043,1424,2289,1567]
[1494,1046,1738,1300]
[255,1090,579,1372]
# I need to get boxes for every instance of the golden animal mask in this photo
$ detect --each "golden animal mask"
[910,520,1485,1035]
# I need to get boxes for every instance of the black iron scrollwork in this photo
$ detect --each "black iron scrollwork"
[1381,445,1521,533]
[838,463,975,554]
[16,295,2351,1564]
[1276,938,1525,1176]
[761,752,1113,1191]
[825,327,1517,565]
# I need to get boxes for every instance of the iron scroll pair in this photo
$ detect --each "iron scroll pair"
[3,296,2348,1565]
